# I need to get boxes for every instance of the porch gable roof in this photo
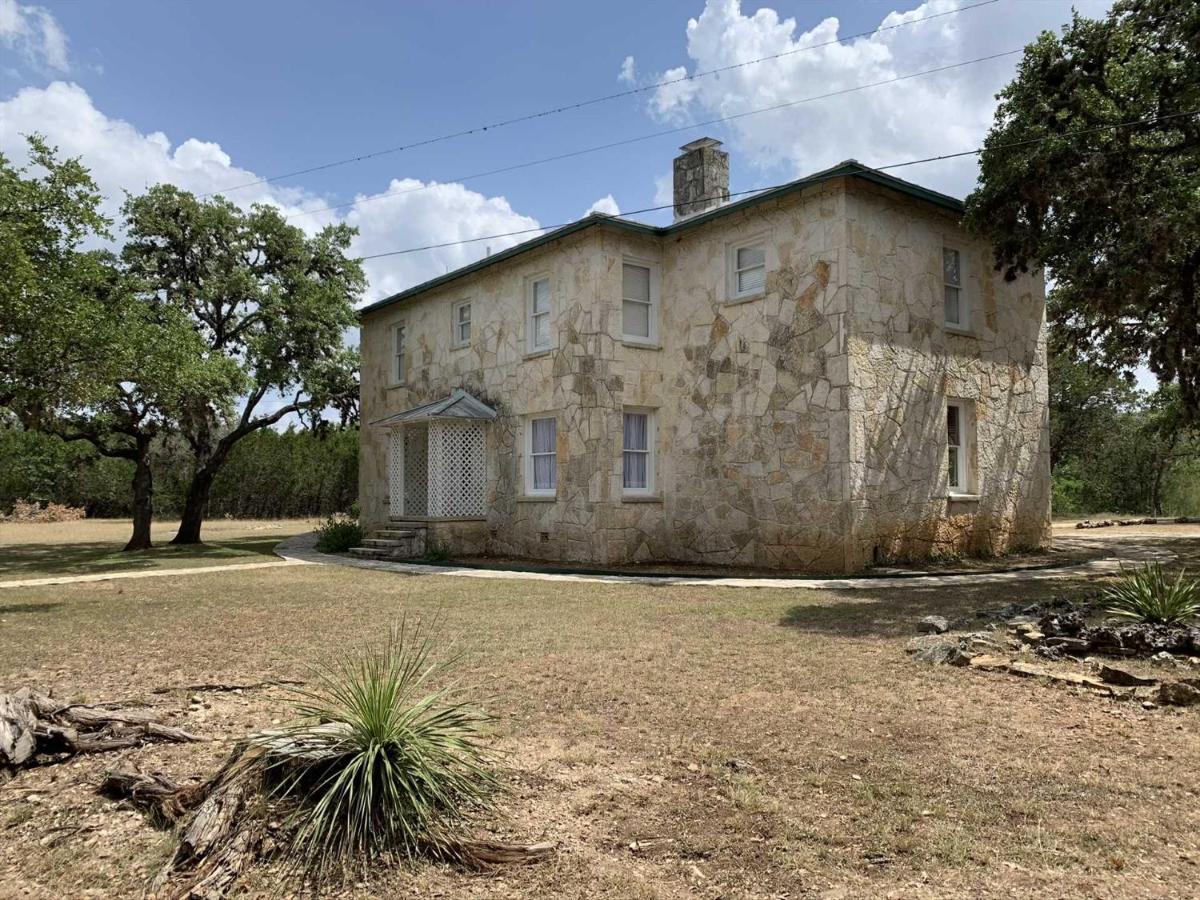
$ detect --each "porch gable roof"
[370,389,498,427]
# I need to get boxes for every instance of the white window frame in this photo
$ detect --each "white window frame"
[526,274,553,354]
[525,415,557,498]
[621,258,659,345]
[943,245,969,332]
[621,408,656,496]
[946,399,973,495]
[451,299,471,349]
[727,239,767,302]
[391,321,407,385]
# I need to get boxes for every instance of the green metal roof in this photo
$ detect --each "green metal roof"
[358,160,965,317]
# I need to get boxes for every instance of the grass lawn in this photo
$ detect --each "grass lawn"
[0,518,317,582]
[0,525,1197,898]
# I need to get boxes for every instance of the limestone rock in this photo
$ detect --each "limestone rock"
[917,615,949,635]
[1098,665,1157,687]
[1157,682,1200,707]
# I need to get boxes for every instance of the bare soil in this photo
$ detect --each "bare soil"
[1,525,1198,898]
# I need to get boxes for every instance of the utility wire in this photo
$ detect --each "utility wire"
[355,109,1200,262]
[203,0,1001,197]
[289,48,1022,221]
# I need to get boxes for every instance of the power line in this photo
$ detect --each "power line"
[289,48,1023,221]
[355,109,1200,263]
[203,0,1001,198]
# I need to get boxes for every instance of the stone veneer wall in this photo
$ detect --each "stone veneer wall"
[359,175,1050,572]
[842,180,1051,566]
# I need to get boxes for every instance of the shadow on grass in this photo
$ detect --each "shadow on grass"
[779,580,1102,639]
[0,536,284,581]
[0,601,64,615]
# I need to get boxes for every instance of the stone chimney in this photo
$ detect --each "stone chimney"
[673,137,729,221]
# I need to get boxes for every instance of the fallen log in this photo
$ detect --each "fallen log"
[152,679,305,695]
[1,687,200,770]
[99,769,209,826]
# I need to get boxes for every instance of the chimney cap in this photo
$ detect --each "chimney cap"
[679,137,723,153]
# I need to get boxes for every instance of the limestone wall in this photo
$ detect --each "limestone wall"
[842,180,1051,566]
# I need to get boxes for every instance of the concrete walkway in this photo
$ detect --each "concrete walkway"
[276,532,1176,591]
[0,558,308,590]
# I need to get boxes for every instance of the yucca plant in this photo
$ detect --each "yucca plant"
[251,620,497,877]
[1104,563,1200,626]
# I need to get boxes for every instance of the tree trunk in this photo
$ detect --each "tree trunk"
[171,463,218,545]
[124,436,155,551]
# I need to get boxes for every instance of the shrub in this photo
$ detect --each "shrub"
[253,622,496,876]
[314,513,363,553]
[1104,563,1200,626]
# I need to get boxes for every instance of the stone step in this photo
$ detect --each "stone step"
[362,538,407,549]
[348,546,393,559]
[370,529,418,540]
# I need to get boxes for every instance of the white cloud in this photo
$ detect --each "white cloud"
[0,0,68,71]
[0,81,542,304]
[644,0,1112,198]
[618,55,636,84]
[653,172,673,207]
[584,194,620,216]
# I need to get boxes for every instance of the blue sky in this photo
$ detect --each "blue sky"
[3,0,1111,306]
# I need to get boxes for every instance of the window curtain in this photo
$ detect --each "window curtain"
[532,418,556,490]
[623,413,648,489]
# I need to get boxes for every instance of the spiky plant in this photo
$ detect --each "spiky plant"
[252,621,496,876]
[1104,563,1200,626]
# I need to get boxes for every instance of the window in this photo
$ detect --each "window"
[946,400,971,493]
[622,410,655,494]
[392,322,406,384]
[622,262,657,343]
[452,300,471,348]
[526,416,557,496]
[729,243,766,300]
[943,247,967,329]
[527,276,552,352]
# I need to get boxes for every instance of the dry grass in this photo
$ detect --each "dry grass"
[0,518,317,581]
[0,526,1198,898]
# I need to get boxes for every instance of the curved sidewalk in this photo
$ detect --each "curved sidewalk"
[276,532,1175,591]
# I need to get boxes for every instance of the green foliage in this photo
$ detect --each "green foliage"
[0,423,359,519]
[314,513,364,554]
[965,0,1200,417]
[422,539,453,564]
[253,623,496,876]
[120,185,365,542]
[1104,563,1200,625]
[1048,342,1200,517]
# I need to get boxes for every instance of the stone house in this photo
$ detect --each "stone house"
[356,138,1050,572]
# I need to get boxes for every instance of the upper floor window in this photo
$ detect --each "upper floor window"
[943,247,967,329]
[947,399,974,494]
[729,243,766,300]
[527,276,552,352]
[622,410,655,495]
[452,300,471,348]
[392,322,406,384]
[526,416,557,496]
[622,261,657,344]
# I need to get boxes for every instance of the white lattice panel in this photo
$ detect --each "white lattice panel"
[403,424,429,517]
[387,428,405,518]
[427,420,486,518]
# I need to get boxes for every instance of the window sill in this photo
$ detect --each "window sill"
[450,342,470,352]
[386,382,407,390]
[725,291,764,307]
[523,348,553,360]
[517,495,557,503]
[621,339,661,350]
[944,325,977,338]
[947,493,980,502]
[622,493,663,503]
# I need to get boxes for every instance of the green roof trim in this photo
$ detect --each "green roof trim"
[358,160,964,317]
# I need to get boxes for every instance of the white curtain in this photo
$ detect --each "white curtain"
[623,413,648,489]
[531,418,556,490]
